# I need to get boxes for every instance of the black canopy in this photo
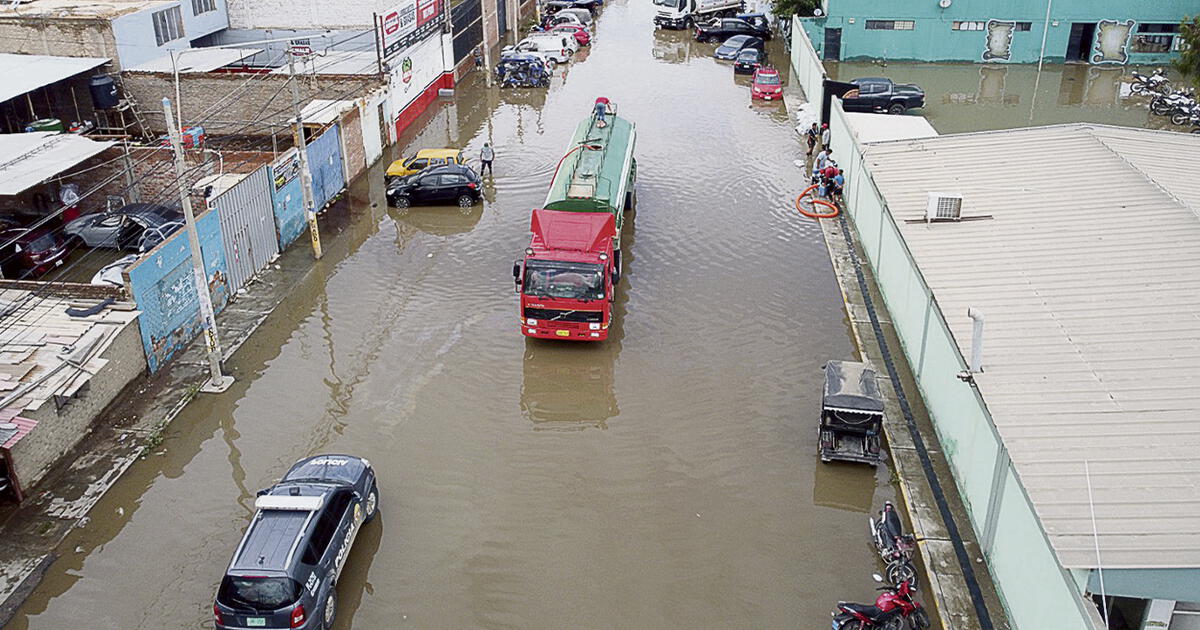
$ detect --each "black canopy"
[822,360,884,413]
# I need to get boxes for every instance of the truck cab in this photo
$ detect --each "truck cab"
[653,0,743,30]
[514,209,617,341]
[840,77,926,115]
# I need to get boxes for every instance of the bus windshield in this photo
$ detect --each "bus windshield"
[523,260,605,301]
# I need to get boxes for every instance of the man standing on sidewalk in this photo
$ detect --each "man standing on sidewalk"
[805,123,819,156]
[480,142,495,177]
[820,122,831,149]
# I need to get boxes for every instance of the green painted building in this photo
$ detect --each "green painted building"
[801,0,1196,64]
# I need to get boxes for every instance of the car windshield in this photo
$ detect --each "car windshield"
[724,36,748,46]
[523,260,605,301]
[218,576,299,612]
[756,73,781,85]
[652,0,678,7]
[737,50,757,60]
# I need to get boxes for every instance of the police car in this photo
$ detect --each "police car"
[213,455,378,629]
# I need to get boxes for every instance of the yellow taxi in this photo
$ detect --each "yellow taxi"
[386,148,466,179]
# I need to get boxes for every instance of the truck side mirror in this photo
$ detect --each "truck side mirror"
[513,260,522,293]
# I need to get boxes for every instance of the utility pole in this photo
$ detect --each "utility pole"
[288,49,323,259]
[161,97,233,394]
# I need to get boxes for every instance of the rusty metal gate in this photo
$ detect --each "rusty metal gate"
[212,165,278,293]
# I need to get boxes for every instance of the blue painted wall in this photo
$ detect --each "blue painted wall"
[127,207,230,373]
[269,149,307,248]
[803,0,1194,63]
[307,124,346,210]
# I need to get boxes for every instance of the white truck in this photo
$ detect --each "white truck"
[653,0,743,29]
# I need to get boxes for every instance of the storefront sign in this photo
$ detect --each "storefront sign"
[377,0,444,59]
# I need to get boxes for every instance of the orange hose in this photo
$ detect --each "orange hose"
[795,184,840,219]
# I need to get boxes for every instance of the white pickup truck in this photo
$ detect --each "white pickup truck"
[653,0,743,29]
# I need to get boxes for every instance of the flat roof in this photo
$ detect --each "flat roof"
[0,0,171,19]
[862,123,1200,569]
[845,112,938,144]
[0,53,109,105]
[288,99,354,126]
[0,133,114,196]
[270,51,378,76]
[127,48,262,73]
[0,289,139,414]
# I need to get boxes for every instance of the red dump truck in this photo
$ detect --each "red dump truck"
[512,209,618,341]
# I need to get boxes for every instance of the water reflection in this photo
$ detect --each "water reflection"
[518,209,634,431]
[652,27,697,64]
[812,458,877,514]
[331,513,382,629]
[389,204,485,237]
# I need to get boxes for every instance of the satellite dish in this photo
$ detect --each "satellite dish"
[938,0,952,7]
[813,8,823,16]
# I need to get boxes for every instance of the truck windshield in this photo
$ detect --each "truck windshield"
[652,0,679,8]
[524,260,605,301]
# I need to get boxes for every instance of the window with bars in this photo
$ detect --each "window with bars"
[192,0,215,14]
[153,6,184,46]
[1132,34,1174,53]
[952,21,985,31]
[866,20,914,30]
[1014,22,1032,31]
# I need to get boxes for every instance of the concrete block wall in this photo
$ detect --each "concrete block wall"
[83,147,273,212]
[9,318,146,493]
[119,72,383,135]
[226,0,397,30]
[339,107,367,182]
[0,18,118,66]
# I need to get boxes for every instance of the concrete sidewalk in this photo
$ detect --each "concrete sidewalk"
[781,84,1011,630]
[0,198,355,627]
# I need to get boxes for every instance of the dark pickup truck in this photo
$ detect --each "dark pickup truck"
[840,77,925,115]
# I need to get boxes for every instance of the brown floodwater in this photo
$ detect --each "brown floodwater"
[7,3,899,628]
[826,60,1188,134]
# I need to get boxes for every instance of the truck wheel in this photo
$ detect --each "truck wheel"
[888,103,906,115]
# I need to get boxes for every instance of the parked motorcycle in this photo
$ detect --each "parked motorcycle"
[1170,102,1200,127]
[870,502,918,587]
[1130,68,1170,95]
[831,574,931,630]
[1150,88,1195,116]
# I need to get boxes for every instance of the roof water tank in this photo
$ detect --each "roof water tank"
[89,75,119,109]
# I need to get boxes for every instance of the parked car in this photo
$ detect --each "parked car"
[840,77,926,115]
[695,17,769,43]
[387,164,483,209]
[0,227,70,279]
[713,35,764,60]
[543,11,585,30]
[733,48,766,74]
[751,66,783,100]
[213,454,378,630]
[385,148,465,180]
[553,24,591,46]
[504,36,573,64]
[63,204,182,250]
[90,253,139,287]
[553,7,593,26]
[527,31,579,54]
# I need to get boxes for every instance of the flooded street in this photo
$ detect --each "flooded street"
[8,2,892,628]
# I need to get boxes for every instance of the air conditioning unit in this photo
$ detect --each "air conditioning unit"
[925,192,963,222]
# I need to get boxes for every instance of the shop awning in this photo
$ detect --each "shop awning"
[0,53,109,105]
[127,47,263,73]
[0,132,115,196]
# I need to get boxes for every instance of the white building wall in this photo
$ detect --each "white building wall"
[111,0,229,69]
[227,0,397,29]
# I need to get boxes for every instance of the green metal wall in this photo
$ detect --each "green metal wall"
[826,96,1100,630]
[803,0,1194,64]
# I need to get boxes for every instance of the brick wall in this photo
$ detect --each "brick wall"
[339,106,366,181]
[81,146,275,213]
[8,317,146,493]
[0,18,119,67]
[227,0,396,29]
[120,72,383,135]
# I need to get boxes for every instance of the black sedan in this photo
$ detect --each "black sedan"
[733,48,766,74]
[387,164,483,209]
[714,35,764,60]
[0,228,70,278]
[695,17,769,43]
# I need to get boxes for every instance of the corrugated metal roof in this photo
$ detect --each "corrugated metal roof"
[846,112,938,144]
[127,48,263,73]
[861,123,1200,570]
[0,53,109,105]
[0,132,115,196]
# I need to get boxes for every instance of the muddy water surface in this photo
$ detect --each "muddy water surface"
[9,3,893,628]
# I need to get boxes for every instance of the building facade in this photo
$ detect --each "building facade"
[802,0,1196,64]
[0,0,230,70]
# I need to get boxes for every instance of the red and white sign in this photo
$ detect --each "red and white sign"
[377,0,443,59]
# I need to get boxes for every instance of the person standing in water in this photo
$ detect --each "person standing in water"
[480,142,495,177]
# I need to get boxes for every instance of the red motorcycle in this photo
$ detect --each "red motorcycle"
[831,574,930,630]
